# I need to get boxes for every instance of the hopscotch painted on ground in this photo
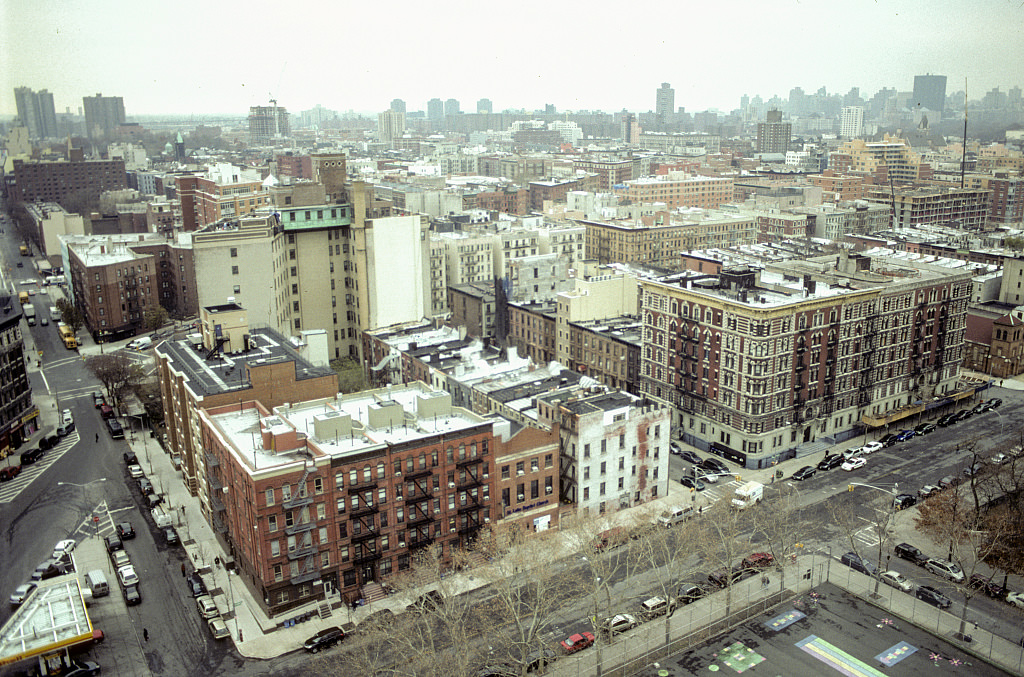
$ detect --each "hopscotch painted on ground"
[854,516,882,547]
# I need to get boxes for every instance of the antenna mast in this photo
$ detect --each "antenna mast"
[960,81,967,190]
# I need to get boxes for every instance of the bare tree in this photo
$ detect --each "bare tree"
[86,354,144,410]
[55,297,84,335]
[749,480,808,593]
[691,500,756,617]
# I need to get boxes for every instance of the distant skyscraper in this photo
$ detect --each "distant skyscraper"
[912,75,947,113]
[656,83,675,121]
[756,109,790,154]
[248,104,290,144]
[82,93,126,140]
[476,98,493,114]
[377,110,405,147]
[390,99,406,113]
[620,112,639,144]
[427,98,444,120]
[444,98,460,116]
[840,106,865,138]
[13,87,58,139]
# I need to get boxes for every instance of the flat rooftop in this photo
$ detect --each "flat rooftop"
[155,326,335,399]
[0,578,94,665]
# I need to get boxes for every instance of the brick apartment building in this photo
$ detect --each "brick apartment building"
[10,157,126,206]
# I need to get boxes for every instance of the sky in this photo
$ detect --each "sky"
[2,0,1023,118]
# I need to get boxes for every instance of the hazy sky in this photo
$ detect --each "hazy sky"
[2,0,1023,118]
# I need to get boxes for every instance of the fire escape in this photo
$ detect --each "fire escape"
[454,454,487,546]
[405,465,435,550]
[349,471,381,579]
[285,464,319,585]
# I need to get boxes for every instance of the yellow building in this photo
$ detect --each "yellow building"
[614,172,734,210]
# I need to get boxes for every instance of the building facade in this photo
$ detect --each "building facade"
[82,93,126,140]
[10,158,127,207]
[13,87,57,140]
[0,297,37,456]
[638,254,972,468]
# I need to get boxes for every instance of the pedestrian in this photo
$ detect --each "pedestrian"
[95,433,99,443]
[181,562,186,577]
[143,628,149,642]
[761,575,770,589]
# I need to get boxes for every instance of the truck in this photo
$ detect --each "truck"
[49,306,61,322]
[151,507,172,529]
[19,244,29,256]
[23,304,36,326]
[732,481,764,509]
[18,291,29,305]
[57,322,78,349]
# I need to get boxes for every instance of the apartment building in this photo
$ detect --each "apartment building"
[63,233,197,342]
[864,186,990,231]
[248,105,290,144]
[582,210,756,268]
[962,171,1024,226]
[507,300,557,366]
[176,164,270,231]
[537,389,670,516]
[10,158,127,206]
[613,173,734,211]
[638,253,972,468]
[0,295,37,455]
[197,382,497,615]
[572,157,637,191]
[833,135,933,183]
[795,202,891,240]
[192,181,430,361]
[448,283,496,339]
[756,111,790,154]
[638,132,721,155]
[810,171,867,203]
[155,306,338,499]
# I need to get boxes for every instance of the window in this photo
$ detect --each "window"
[273,564,283,582]
[285,511,294,528]
[233,285,240,294]
[230,248,237,258]
[340,546,350,563]
[501,464,510,479]
[314,478,323,495]
[268,515,277,532]
[320,552,330,569]
[516,461,524,476]
[317,503,326,520]
[544,453,553,468]
[265,488,274,506]
[231,265,239,275]
[270,540,280,557]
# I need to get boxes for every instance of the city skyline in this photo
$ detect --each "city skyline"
[2,0,1023,118]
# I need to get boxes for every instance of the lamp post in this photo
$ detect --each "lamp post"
[57,478,107,531]
[847,482,899,597]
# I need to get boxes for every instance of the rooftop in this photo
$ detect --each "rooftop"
[155,326,335,400]
[0,578,94,665]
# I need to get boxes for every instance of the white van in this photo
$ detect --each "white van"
[127,336,153,351]
[85,570,109,597]
[656,505,693,527]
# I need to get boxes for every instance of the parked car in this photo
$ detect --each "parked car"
[186,572,206,597]
[31,558,66,581]
[92,392,106,408]
[990,453,1010,465]
[918,485,941,499]
[916,585,952,609]
[524,647,557,672]
[51,539,76,559]
[862,441,884,453]
[196,594,219,619]
[707,566,758,588]
[9,582,37,606]
[144,493,163,508]
[110,550,130,570]
[893,494,917,510]
[741,552,775,569]
[105,534,123,553]
[599,613,638,636]
[1006,591,1024,608]
[895,429,916,442]
[791,465,817,481]
[694,468,719,483]
[937,413,958,427]
[973,402,993,415]
[123,450,138,465]
[162,526,179,545]
[701,457,730,475]
[879,571,915,592]
[840,552,878,577]
[639,595,676,619]
[560,631,596,654]
[122,583,141,606]
[677,583,711,604]
[680,451,703,465]
[818,454,844,471]
[841,457,867,471]
[894,542,929,566]
[303,626,344,653]
[39,434,59,451]
[842,447,865,459]
[987,398,1003,408]
[924,558,964,583]
[968,573,1009,599]
[117,565,139,587]
[128,464,144,478]
[20,448,45,464]
[64,661,101,677]
[208,617,230,640]
[878,433,899,447]
[679,476,705,491]
[953,409,973,422]
[914,423,937,435]
[0,465,22,482]
[138,478,154,494]
[963,462,983,477]
[669,442,683,456]
[938,475,958,489]
[98,404,115,420]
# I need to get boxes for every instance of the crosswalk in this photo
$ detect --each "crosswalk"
[0,431,80,503]
[698,478,741,504]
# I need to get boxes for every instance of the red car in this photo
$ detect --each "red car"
[560,631,595,654]
[99,404,115,420]
[0,465,21,481]
[741,552,775,569]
